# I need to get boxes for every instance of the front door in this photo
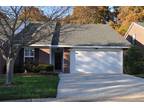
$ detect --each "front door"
[55,48,63,70]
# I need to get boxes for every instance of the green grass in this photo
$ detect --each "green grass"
[0,74,59,101]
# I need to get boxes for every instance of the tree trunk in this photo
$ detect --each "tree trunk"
[6,58,15,85]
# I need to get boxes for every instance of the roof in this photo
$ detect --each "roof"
[136,22,144,27]
[16,22,56,45]
[17,22,130,47]
[59,24,130,46]
[125,22,144,39]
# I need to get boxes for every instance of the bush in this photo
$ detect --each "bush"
[14,65,25,73]
[3,63,54,74]
[3,65,25,73]
[24,63,36,72]
[34,64,54,73]
[124,46,144,75]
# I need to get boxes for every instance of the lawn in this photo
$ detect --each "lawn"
[0,74,59,101]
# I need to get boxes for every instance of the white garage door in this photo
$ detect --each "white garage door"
[70,49,123,74]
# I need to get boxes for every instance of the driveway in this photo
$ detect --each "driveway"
[56,73,144,101]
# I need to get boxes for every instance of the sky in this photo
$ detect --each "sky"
[39,6,114,16]
[39,6,73,16]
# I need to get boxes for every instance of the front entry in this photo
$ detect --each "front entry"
[54,48,63,70]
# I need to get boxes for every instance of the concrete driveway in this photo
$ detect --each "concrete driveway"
[56,73,144,102]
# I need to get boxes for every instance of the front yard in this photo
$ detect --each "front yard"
[0,74,59,101]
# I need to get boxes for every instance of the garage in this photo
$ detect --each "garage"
[70,49,123,74]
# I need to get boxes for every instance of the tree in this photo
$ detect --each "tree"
[0,6,70,85]
[63,6,112,24]
[111,6,144,35]
[20,6,49,21]
[124,46,144,75]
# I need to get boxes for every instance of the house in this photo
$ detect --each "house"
[0,22,130,74]
[125,22,144,47]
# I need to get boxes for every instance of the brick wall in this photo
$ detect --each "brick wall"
[63,48,70,73]
[39,48,50,64]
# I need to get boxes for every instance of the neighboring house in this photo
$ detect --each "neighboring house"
[0,23,130,74]
[125,22,144,47]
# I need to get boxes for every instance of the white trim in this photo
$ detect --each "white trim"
[24,56,35,58]
[62,48,64,73]
[30,44,130,49]
[24,47,35,63]
[121,50,123,73]
[49,47,52,64]
[124,22,135,39]
[70,48,122,52]
[70,49,75,73]
[135,22,144,30]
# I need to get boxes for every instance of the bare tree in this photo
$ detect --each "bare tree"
[0,6,70,85]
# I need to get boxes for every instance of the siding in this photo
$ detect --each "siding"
[15,48,24,66]
[125,23,144,55]
[126,23,144,46]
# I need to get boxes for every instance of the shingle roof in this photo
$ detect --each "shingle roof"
[16,22,56,45]
[17,22,130,47]
[59,24,130,46]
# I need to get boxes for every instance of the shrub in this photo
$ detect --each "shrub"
[34,64,54,73]
[3,65,25,73]
[24,63,36,72]
[14,65,25,73]
[3,63,54,74]
[124,46,144,75]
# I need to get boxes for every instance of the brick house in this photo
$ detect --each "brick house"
[0,22,130,74]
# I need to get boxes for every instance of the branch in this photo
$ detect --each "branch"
[0,20,10,38]
[11,6,23,31]
[0,48,7,60]
[23,22,53,46]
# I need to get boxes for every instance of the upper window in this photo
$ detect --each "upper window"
[24,47,35,57]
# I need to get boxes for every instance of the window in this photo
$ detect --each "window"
[24,47,35,63]
[24,47,35,57]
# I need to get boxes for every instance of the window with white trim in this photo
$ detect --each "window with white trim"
[24,47,35,63]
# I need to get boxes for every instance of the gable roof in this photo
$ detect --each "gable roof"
[136,22,144,27]
[16,22,56,45]
[124,22,144,39]
[59,24,130,47]
[19,22,130,47]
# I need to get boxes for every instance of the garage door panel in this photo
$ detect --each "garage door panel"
[70,50,123,74]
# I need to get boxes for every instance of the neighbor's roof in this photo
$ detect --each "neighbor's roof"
[136,22,144,27]
[59,24,130,46]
